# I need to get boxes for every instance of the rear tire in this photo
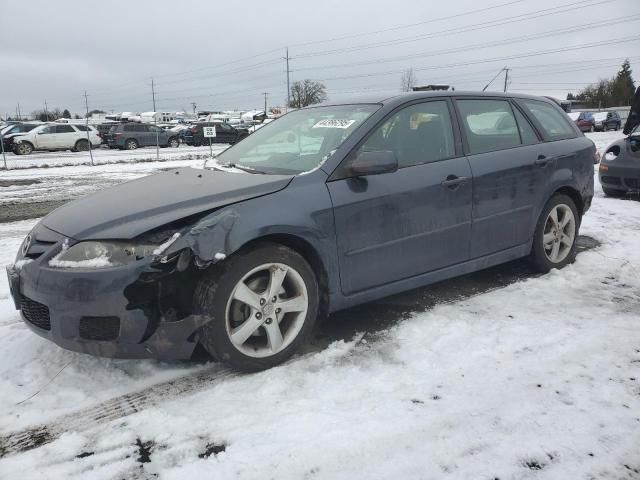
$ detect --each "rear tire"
[603,187,624,197]
[193,243,319,372]
[74,139,90,152]
[168,137,179,148]
[529,194,579,273]
[124,138,138,150]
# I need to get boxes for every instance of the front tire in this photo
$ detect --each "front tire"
[168,137,179,148]
[529,194,579,273]
[193,243,319,372]
[14,142,33,155]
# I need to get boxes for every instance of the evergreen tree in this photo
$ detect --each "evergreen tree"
[62,109,71,119]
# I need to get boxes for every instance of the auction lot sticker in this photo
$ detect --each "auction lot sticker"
[312,119,356,129]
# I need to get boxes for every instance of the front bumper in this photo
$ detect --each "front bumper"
[599,162,640,192]
[7,241,209,360]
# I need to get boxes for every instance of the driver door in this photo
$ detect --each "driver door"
[34,125,57,149]
[327,100,473,295]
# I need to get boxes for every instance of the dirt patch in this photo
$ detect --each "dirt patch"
[0,200,68,223]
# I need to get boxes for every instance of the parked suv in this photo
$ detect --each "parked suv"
[182,122,249,146]
[12,123,101,155]
[106,123,180,150]
[593,111,622,131]
[7,92,594,372]
[1,122,39,152]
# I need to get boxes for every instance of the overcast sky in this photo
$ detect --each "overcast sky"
[0,0,638,117]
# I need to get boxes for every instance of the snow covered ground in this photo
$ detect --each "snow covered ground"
[0,131,639,479]
[0,144,227,170]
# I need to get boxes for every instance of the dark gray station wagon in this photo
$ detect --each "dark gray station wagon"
[8,92,595,371]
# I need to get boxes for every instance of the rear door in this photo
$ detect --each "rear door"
[33,125,57,149]
[328,99,473,295]
[454,97,548,258]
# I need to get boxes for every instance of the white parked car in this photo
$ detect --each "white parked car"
[12,123,101,155]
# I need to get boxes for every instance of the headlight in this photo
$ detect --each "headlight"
[49,235,179,269]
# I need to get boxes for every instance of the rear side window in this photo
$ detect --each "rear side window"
[55,125,75,133]
[456,99,521,154]
[124,124,135,132]
[519,100,576,140]
[75,125,89,131]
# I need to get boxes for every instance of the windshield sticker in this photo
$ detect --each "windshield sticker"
[312,119,356,129]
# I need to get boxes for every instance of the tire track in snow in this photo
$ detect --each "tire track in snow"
[0,365,234,458]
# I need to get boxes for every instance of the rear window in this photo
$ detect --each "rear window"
[519,100,576,140]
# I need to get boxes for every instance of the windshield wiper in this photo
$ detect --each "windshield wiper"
[218,163,266,174]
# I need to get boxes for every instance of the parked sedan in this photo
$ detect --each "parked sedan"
[599,88,640,196]
[182,122,248,146]
[7,92,594,371]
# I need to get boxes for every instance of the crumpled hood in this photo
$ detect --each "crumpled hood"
[41,167,293,240]
[623,86,640,135]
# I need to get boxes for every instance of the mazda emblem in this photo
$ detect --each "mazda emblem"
[21,234,32,257]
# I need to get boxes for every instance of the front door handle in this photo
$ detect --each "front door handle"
[441,175,468,189]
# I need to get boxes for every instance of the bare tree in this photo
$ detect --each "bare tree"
[289,80,327,108]
[400,68,416,92]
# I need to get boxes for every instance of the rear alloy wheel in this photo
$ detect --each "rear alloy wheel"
[530,194,579,273]
[125,138,138,150]
[75,139,90,152]
[168,137,179,148]
[14,142,33,155]
[194,243,319,371]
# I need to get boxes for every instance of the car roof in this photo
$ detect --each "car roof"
[317,90,555,108]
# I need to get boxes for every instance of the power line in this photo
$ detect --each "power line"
[292,0,614,59]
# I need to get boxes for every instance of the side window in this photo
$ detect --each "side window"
[124,124,135,132]
[40,126,54,134]
[456,99,521,154]
[75,125,89,131]
[56,125,75,133]
[519,99,576,140]
[359,101,455,168]
[512,105,539,145]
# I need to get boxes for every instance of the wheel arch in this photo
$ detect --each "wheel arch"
[553,185,584,217]
[235,233,331,319]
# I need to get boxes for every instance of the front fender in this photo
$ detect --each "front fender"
[166,171,340,294]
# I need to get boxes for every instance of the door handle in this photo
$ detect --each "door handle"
[535,154,553,166]
[441,175,468,189]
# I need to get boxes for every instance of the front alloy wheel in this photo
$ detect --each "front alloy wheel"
[194,243,319,371]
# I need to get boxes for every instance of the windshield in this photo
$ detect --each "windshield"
[210,104,379,174]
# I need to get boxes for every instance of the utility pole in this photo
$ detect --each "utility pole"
[17,103,22,120]
[262,92,268,114]
[191,102,197,113]
[83,91,95,166]
[44,99,49,121]
[1,124,6,170]
[151,78,159,162]
[284,47,291,112]
[503,67,510,93]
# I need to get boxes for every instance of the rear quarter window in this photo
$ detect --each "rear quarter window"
[518,99,577,141]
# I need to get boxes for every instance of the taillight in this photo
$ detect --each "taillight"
[114,132,122,138]
[190,127,197,133]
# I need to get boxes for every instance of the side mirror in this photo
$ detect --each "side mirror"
[349,150,398,177]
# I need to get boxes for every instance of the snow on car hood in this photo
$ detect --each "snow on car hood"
[41,167,293,240]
